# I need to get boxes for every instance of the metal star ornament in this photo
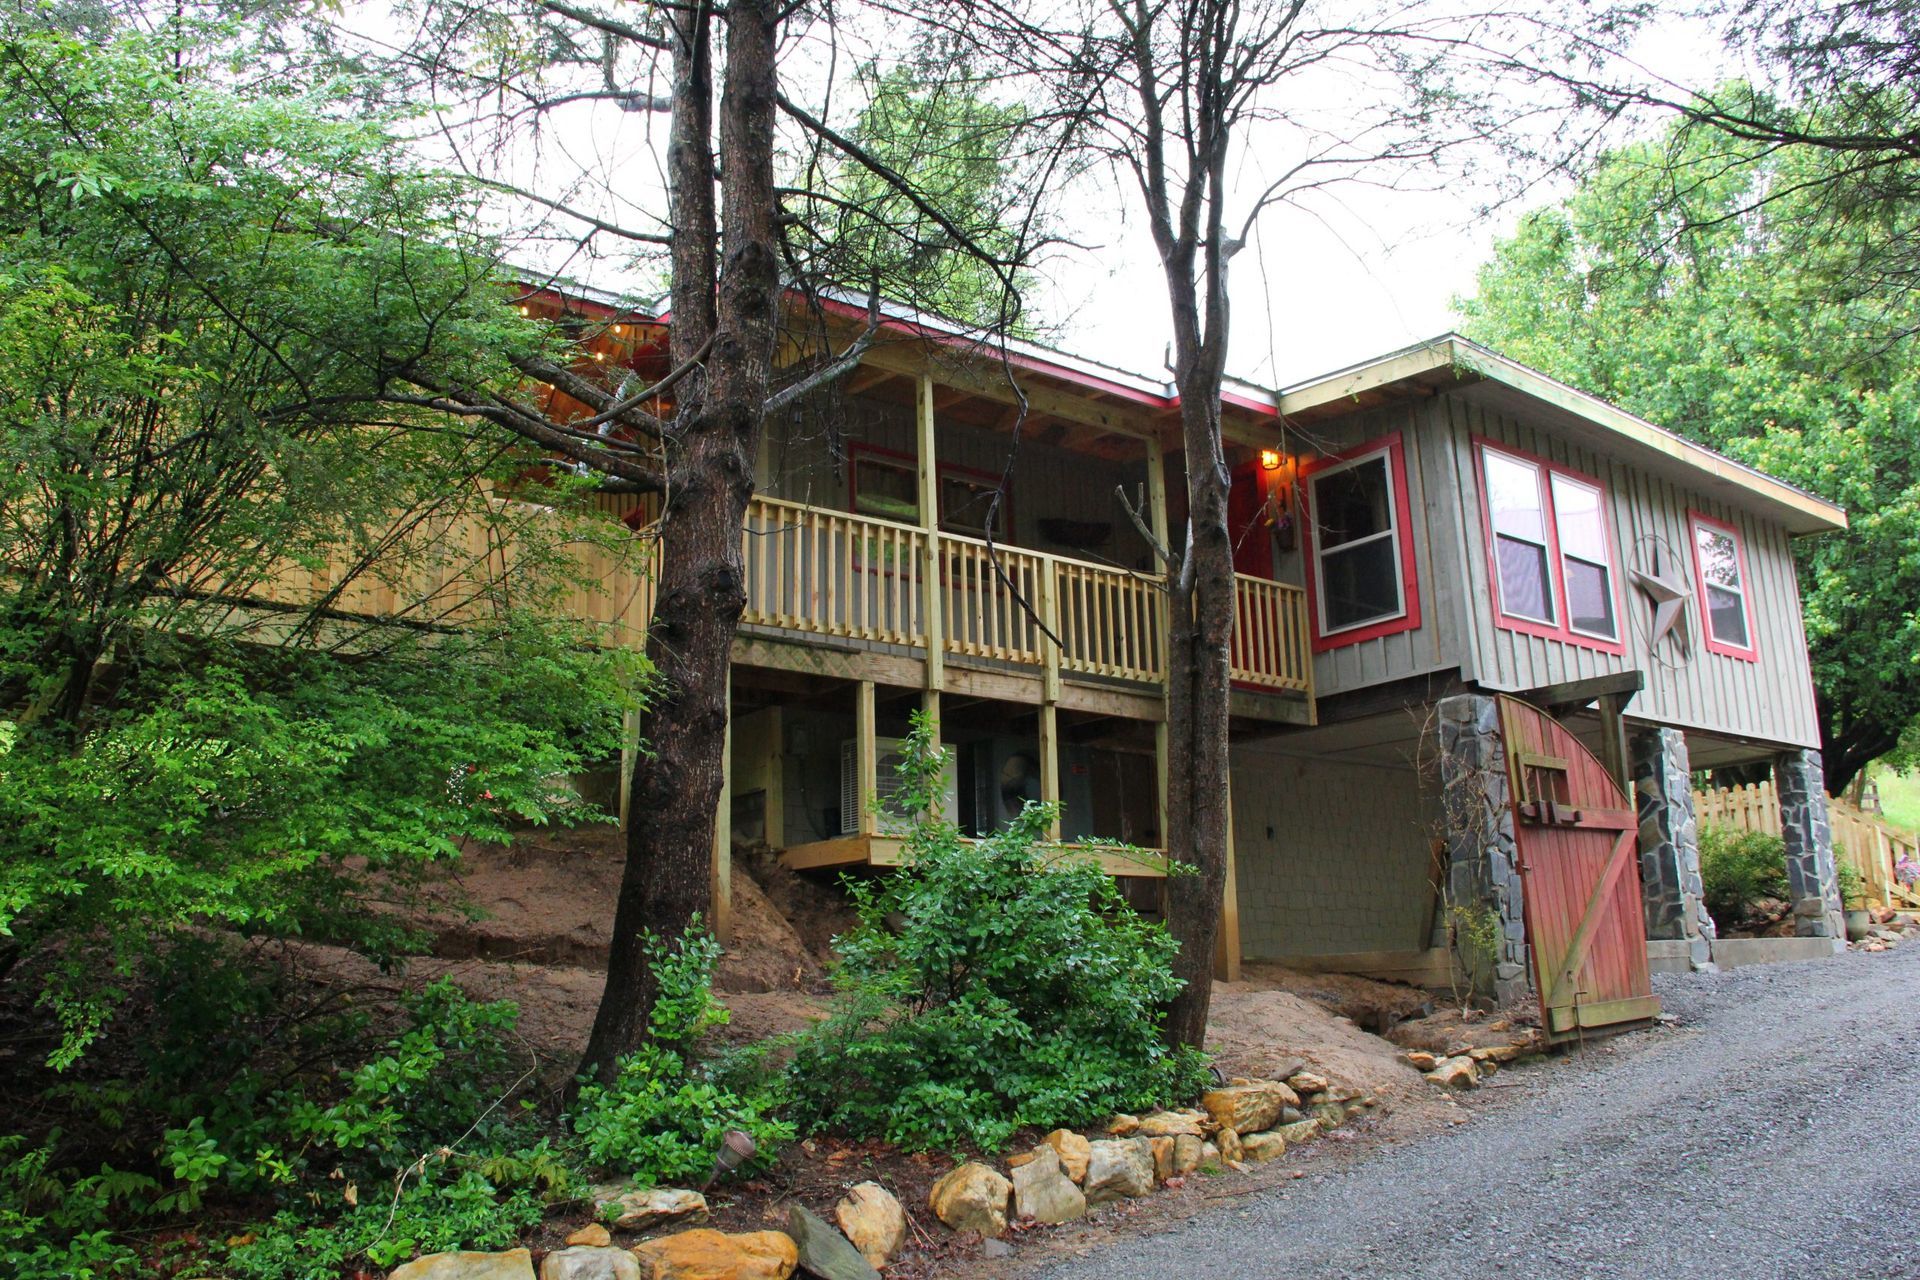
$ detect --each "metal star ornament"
[1631,542,1692,658]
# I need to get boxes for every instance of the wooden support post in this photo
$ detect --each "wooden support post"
[1039,703,1062,840]
[1214,779,1242,982]
[916,372,945,692]
[711,669,733,944]
[856,679,878,837]
[1596,692,1632,797]
[1146,445,1170,554]
[618,707,640,831]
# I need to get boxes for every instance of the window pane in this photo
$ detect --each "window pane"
[1551,474,1608,562]
[1314,457,1391,549]
[1484,451,1545,542]
[853,457,918,522]
[1707,584,1749,648]
[1321,538,1401,630]
[1495,533,1553,622]
[1695,525,1741,590]
[1566,558,1616,637]
[940,474,999,536]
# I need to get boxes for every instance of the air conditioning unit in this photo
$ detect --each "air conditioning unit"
[840,737,958,835]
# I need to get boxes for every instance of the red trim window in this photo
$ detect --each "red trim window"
[1473,440,1625,653]
[1301,435,1421,650]
[1689,511,1759,661]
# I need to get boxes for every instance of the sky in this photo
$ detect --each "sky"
[415,1,1745,394]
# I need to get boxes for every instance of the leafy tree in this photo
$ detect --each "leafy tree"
[0,25,640,1062]
[1458,114,1920,792]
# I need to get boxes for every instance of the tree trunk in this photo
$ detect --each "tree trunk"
[578,0,784,1084]
[1160,387,1236,1049]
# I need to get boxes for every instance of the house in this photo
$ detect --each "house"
[291,287,1849,1037]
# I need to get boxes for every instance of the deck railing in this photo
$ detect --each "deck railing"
[1230,572,1313,693]
[249,493,1310,697]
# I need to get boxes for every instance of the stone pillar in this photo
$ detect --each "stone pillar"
[1631,727,1716,969]
[1437,695,1530,1004]
[1776,748,1845,947]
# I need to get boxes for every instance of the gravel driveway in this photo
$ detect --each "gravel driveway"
[1036,945,1920,1280]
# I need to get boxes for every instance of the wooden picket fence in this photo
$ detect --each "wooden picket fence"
[1694,780,1920,910]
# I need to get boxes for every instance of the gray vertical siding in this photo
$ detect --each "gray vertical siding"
[1428,390,1820,749]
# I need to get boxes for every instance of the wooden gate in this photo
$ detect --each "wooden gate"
[1498,696,1660,1040]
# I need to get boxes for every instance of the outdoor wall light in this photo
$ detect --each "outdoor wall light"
[1259,448,1283,471]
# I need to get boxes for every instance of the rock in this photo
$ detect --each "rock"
[834,1183,906,1270]
[1005,1148,1041,1168]
[1010,1146,1087,1224]
[786,1205,879,1280]
[541,1247,640,1280]
[1199,1081,1298,1135]
[981,1240,1014,1260]
[1343,1102,1369,1119]
[1468,1043,1523,1064]
[1310,1101,1347,1127]
[1171,1134,1204,1175]
[391,1252,535,1280]
[387,1253,531,1280]
[1082,1139,1155,1203]
[1135,1109,1210,1137]
[1147,1136,1175,1181]
[1241,1131,1287,1163]
[1275,1119,1321,1145]
[1404,1051,1440,1071]
[929,1162,1011,1237]
[1107,1114,1141,1136]
[1424,1056,1480,1089]
[1199,1141,1220,1165]
[631,1230,797,1280]
[1043,1130,1092,1182]
[568,1226,614,1248]
[1215,1127,1243,1163]
[594,1187,710,1233]
[1286,1071,1330,1096]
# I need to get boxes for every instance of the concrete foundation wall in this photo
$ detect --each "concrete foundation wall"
[1233,753,1438,958]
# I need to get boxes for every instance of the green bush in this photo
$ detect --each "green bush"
[568,925,792,1184]
[1699,824,1790,929]
[784,716,1211,1152]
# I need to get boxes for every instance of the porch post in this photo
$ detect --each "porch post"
[856,679,878,837]
[1436,694,1530,1003]
[1776,748,1846,948]
[916,372,944,697]
[711,668,733,944]
[1631,727,1715,970]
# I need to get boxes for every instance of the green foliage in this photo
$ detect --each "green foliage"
[0,23,646,1066]
[1457,102,1920,789]
[1698,825,1791,929]
[1445,899,1501,1005]
[0,1136,148,1279]
[569,925,792,1184]
[785,715,1209,1152]
[1834,861,1867,909]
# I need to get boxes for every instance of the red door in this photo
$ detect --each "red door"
[1498,696,1660,1040]
[1226,461,1276,579]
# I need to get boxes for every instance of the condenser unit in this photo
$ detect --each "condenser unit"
[840,737,958,835]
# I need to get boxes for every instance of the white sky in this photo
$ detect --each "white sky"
[411,2,1743,393]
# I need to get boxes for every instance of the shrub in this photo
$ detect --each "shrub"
[1699,824,1790,929]
[784,716,1211,1152]
[568,924,792,1184]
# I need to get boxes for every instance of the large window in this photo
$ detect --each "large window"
[1690,512,1758,660]
[1475,442,1622,651]
[849,445,1009,537]
[1304,437,1419,647]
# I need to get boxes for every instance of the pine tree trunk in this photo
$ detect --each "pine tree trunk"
[578,0,783,1085]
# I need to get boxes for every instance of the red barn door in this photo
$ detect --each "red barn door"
[1497,696,1660,1040]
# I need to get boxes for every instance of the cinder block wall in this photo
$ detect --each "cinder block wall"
[1232,754,1438,958]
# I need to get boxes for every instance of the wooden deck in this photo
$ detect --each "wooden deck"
[782,831,1171,878]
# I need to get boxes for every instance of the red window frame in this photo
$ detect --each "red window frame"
[1688,510,1760,662]
[846,442,1011,536]
[1471,438,1626,656]
[1299,434,1421,652]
